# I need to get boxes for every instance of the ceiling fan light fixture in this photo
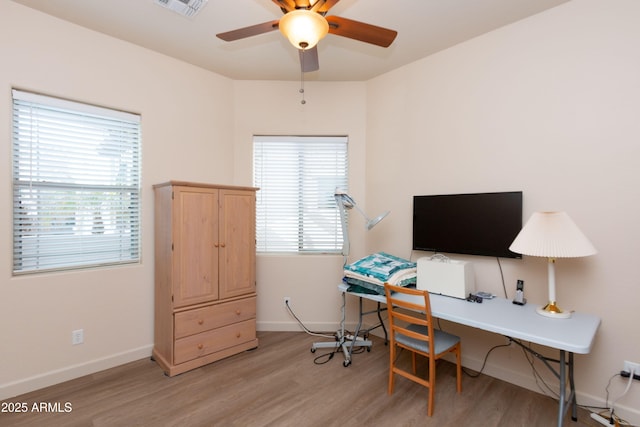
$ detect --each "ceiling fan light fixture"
[278,10,329,50]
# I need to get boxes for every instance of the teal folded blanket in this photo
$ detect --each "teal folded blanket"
[344,252,416,282]
[344,252,417,295]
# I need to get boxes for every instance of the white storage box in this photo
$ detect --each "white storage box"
[417,257,475,299]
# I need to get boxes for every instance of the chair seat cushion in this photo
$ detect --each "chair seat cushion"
[395,324,460,355]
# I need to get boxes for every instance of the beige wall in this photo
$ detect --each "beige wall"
[232,79,372,332]
[2,0,639,424]
[366,0,640,423]
[0,1,235,397]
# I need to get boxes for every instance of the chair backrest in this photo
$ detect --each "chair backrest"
[384,284,435,352]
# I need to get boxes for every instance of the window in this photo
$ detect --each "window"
[253,135,348,253]
[12,90,141,274]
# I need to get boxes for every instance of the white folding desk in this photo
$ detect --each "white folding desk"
[337,283,601,427]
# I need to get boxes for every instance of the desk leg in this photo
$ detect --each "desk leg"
[376,302,388,344]
[557,350,578,427]
[356,301,388,344]
[347,297,373,360]
[353,300,388,342]
[336,292,390,365]
[507,339,577,427]
[558,350,566,427]
[569,352,577,422]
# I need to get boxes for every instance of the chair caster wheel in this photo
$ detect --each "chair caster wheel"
[343,360,351,367]
[310,347,316,353]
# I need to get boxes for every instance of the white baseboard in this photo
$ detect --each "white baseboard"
[0,345,153,401]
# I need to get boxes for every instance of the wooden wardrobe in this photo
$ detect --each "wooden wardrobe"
[152,181,258,376]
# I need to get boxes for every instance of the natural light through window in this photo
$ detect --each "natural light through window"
[12,90,141,274]
[253,135,348,253]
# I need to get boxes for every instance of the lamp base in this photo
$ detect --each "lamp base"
[536,302,572,319]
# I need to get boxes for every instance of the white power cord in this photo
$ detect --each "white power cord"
[614,367,635,404]
[610,366,635,424]
[591,366,636,426]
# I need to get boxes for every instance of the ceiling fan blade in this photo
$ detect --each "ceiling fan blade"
[326,16,397,48]
[216,20,280,42]
[272,0,296,12]
[299,47,319,72]
[312,0,341,13]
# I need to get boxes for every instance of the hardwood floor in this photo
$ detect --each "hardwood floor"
[2,331,602,427]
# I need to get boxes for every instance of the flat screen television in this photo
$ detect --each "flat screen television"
[412,191,523,259]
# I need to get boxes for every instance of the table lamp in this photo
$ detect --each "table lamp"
[509,211,596,318]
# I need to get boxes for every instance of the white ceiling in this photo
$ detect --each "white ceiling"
[12,0,570,81]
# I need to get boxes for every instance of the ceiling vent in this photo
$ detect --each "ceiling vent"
[154,0,208,18]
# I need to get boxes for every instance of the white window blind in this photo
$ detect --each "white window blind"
[12,89,141,274]
[253,135,348,253]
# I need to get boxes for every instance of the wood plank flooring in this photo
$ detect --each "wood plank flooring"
[1,331,603,427]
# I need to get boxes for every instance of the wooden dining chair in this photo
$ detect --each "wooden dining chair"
[384,283,462,416]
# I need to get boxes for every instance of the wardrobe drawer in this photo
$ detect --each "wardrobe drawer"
[174,297,256,339]
[174,319,256,364]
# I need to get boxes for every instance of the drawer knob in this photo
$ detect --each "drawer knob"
[236,332,241,338]
[197,343,203,350]
[198,319,204,325]
[235,309,241,315]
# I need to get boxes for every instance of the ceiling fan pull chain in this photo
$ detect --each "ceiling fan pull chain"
[300,49,306,105]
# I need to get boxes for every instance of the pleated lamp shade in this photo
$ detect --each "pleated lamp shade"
[509,211,597,258]
[510,211,596,318]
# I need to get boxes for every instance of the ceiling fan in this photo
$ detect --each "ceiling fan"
[216,0,398,73]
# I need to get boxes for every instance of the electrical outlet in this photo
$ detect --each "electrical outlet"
[284,297,291,307]
[72,329,84,345]
[623,360,640,376]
